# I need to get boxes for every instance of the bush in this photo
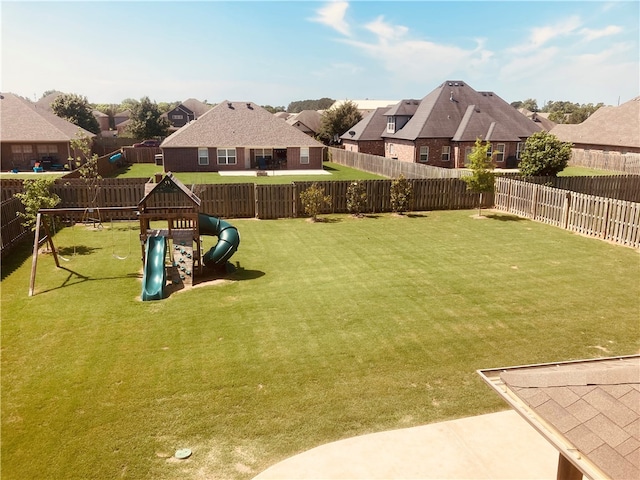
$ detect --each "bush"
[519,131,573,177]
[300,183,332,221]
[390,175,413,214]
[346,181,368,216]
[14,178,61,231]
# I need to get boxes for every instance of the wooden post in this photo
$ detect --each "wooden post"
[562,192,572,230]
[28,213,42,297]
[531,183,539,219]
[556,453,583,480]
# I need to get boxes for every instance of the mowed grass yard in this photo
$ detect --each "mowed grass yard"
[1,210,639,479]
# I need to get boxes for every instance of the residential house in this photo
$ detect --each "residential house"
[113,110,131,136]
[286,110,322,138]
[551,96,640,156]
[160,101,325,172]
[518,109,556,131]
[0,92,96,171]
[342,81,543,168]
[165,98,213,130]
[329,99,399,118]
[341,106,395,157]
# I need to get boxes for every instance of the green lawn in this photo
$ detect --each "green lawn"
[2,211,639,479]
[107,162,385,183]
[558,166,621,176]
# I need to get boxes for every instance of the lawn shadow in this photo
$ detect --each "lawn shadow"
[1,241,33,281]
[485,213,527,222]
[33,267,139,296]
[407,212,428,218]
[58,245,101,257]
[314,217,342,224]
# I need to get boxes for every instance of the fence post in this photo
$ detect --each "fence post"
[601,198,611,240]
[531,184,539,219]
[254,184,259,219]
[562,192,572,230]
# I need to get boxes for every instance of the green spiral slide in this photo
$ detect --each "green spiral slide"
[198,213,240,266]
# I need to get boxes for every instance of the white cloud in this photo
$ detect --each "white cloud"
[579,25,623,42]
[310,1,351,37]
[509,16,583,54]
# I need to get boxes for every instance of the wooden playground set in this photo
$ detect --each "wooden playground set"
[28,173,240,300]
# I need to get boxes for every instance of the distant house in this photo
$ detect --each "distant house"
[165,98,213,130]
[329,99,399,117]
[518,109,556,131]
[113,110,131,136]
[551,97,640,155]
[341,81,543,169]
[286,110,322,138]
[160,101,325,172]
[0,92,96,171]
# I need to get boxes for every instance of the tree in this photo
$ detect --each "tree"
[51,93,100,134]
[462,138,495,216]
[346,181,368,216]
[519,131,573,177]
[287,98,335,113]
[126,96,170,139]
[541,101,604,124]
[262,105,286,114]
[69,130,103,219]
[299,183,332,222]
[390,174,413,214]
[318,100,362,145]
[14,178,61,231]
[511,98,539,112]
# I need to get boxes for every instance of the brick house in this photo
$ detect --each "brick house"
[342,81,543,169]
[0,92,96,171]
[164,98,213,131]
[160,101,325,172]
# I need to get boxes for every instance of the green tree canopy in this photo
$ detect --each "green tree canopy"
[126,97,170,139]
[511,98,539,112]
[287,98,335,113]
[318,100,362,145]
[51,93,100,134]
[519,131,573,177]
[541,101,604,124]
[462,138,495,216]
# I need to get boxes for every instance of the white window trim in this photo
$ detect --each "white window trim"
[217,147,237,165]
[441,146,450,162]
[516,142,524,159]
[300,147,309,164]
[419,146,429,163]
[387,117,395,133]
[198,147,209,165]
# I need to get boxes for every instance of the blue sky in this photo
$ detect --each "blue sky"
[2,1,638,108]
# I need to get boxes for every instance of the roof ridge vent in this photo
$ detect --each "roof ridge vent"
[227,102,234,109]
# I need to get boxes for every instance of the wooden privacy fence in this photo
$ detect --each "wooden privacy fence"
[495,177,640,248]
[1,197,29,257]
[570,150,640,175]
[329,147,470,179]
[515,175,640,203]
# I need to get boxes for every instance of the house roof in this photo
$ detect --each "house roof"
[138,172,201,208]
[330,99,399,112]
[518,109,557,131]
[340,106,389,142]
[161,101,324,148]
[550,97,640,149]
[478,355,640,480]
[180,98,212,118]
[381,80,542,141]
[0,92,96,142]
[385,99,420,116]
[286,110,322,134]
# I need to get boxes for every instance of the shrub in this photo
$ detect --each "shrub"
[14,178,61,231]
[299,183,332,221]
[390,174,413,214]
[346,181,368,216]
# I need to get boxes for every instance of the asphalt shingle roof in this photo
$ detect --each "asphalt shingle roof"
[161,101,324,148]
[0,92,95,142]
[550,96,640,149]
[480,355,640,480]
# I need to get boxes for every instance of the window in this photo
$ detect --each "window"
[172,114,184,120]
[217,148,236,165]
[464,147,473,166]
[441,146,450,162]
[495,144,505,162]
[11,145,33,164]
[198,148,209,165]
[389,144,395,155]
[300,147,309,164]
[37,144,58,158]
[486,143,493,158]
[516,142,524,159]
[387,116,395,133]
[419,146,429,162]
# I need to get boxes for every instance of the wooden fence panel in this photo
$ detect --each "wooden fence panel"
[198,184,255,218]
[570,150,640,175]
[1,198,29,256]
[255,184,294,219]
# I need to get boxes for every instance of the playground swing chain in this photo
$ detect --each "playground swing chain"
[52,216,76,262]
[111,218,132,260]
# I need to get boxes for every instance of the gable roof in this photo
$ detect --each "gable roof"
[180,98,212,118]
[0,92,96,142]
[340,106,389,142]
[286,110,322,133]
[386,81,542,141]
[161,101,324,148]
[138,172,201,208]
[479,355,640,480]
[550,97,640,149]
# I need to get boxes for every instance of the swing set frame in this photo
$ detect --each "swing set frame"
[29,206,138,296]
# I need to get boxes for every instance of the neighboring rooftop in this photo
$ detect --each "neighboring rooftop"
[479,355,640,480]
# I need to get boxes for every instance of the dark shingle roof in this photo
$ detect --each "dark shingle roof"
[385,81,542,141]
[286,110,322,134]
[0,92,95,142]
[161,101,324,148]
[551,97,640,149]
[180,98,212,118]
[340,107,389,142]
[479,355,640,480]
